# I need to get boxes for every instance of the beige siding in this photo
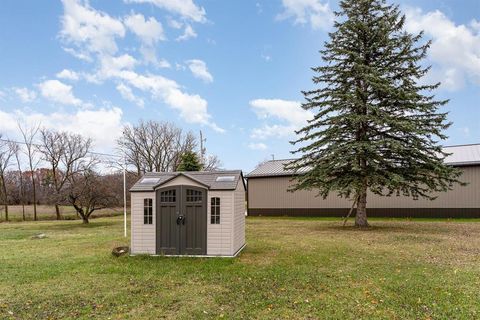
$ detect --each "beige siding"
[232,181,246,253]
[130,192,156,254]
[248,166,480,209]
[207,190,234,255]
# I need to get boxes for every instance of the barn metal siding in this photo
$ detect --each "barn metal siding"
[247,166,480,217]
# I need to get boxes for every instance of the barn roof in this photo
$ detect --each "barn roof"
[130,170,245,192]
[246,144,480,178]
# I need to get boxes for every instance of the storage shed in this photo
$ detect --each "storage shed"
[246,144,480,218]
[130,170,246,257]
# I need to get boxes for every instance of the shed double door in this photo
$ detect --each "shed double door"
[156,185,207,255]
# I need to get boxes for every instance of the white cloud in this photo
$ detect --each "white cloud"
[249,98,313,140]
[56,69,80,81]
[124,13,165,45]
[116,70,223,132]
[176,24,197,41]
[60,0,125,56]
[0,107,123,150]
[125,0,206,23]
[185,59,213,83]
[38,80,83,106]
[277,0,334,30]
[14,87,37,103]
[405,8,480,90]
[62,47,93,62]
[139,46,171,68]
[92,54,137,81]
[167,17,183,29]
[248,142,267,150]
[116,83,144,108]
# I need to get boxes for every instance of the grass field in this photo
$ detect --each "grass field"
[0,205,124,222]
[1,216,480,319]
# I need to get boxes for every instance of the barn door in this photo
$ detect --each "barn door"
[156,185,207,255]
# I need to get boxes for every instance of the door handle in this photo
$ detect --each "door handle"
[177,215,185,225]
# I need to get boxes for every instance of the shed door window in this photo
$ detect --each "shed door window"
[144,198,153,224]
[211,197,220,224]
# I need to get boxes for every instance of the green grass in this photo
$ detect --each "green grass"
[0,205,124,222]
[1,217,480,319]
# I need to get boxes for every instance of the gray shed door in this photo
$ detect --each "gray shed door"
[156,185,207,255]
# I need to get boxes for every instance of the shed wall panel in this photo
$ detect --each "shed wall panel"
[207,190,234,255]
[131,192,156,254]
[248,166,480,212]
[232,181,246,253]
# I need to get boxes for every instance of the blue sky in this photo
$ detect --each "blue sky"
[0,0,479,173]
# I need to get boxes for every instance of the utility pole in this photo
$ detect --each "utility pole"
[199,130,206,162]
[123,155,127,238]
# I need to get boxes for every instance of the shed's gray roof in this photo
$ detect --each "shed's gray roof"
[130,170,244,192]
[246,144,480,178]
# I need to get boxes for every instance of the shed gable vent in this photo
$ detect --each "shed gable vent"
[216,176,235,182]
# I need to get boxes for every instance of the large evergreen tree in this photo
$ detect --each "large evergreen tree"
[287,0,463,227]
[177,151,203,172]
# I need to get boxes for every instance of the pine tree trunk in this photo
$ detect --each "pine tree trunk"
[32,176,37,221]
[55,204,62,220]
[4,204,8,222]
[355,186,369,228]
[22,204,25,221]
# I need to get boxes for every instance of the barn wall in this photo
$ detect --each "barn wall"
[130,191,156,254]
[207,190,234,255]
[232,181,246,254]
[247,166,480,217]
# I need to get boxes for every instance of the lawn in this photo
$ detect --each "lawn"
[0,205,124,222]
[1,217,479,319]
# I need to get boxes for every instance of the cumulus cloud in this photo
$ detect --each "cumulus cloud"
[0,107,123,150]
[185,59,213,83]
[248,142,267,150]
[38,80,83,106]
[277,0,334,30]
[404,7,480,90]
[55,0,220,132]
[60,0,125,56]
[124,13,165,45]
[116,83,144,108]
[249,98,313,140]
[124,0,206,23]
[176,24,197,41]
[14,87,37,103]
[56,69,80,81]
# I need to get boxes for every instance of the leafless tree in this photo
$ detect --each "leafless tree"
[118,120,198,175]
[11,142,26,221]
[202,154,222,171]
[0,136,16,221]
[19,122,41,221]
[39,129,93,220]
[66,169,119,224]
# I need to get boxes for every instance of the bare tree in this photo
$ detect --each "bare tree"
[39,129,93,220]
[11,142,26,221]
[118,120,198,174]
[0,136,15,221]
[202,154,222,171]
[66,169,118,224]
[19,122,41,221]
